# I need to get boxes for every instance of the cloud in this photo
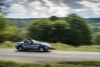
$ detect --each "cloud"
[43,0,56,7]
[10,0,72,18]
[27,0,48,18]
[10,4,27,15]
[7,0,12,2]
[34,0,71,17]
[88,0,100,3]
[49,6,71,17]
[17,0,28,4]
[74,8,87,12]
[76,0,100,15]
[28,0,45,10]
[4,0,12,2]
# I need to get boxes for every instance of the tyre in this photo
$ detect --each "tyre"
[18,46,23,51]
[39,47,45,52]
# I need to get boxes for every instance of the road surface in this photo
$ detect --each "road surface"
[0,49,100,63]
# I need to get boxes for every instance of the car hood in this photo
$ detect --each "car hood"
[16,42,24,46]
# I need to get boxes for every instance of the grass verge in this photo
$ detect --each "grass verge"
[50,42,100,52]
[0,41,15,48]
[0,60,100,67]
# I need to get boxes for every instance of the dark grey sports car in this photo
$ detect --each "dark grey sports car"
[15,39,51,52]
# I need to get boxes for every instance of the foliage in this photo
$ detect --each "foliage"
[65,14,92,46]
[0,18,22,42]
[28,18,52,40]
[0,18,23,42]
[94,32,100,45]
[0,41,15,48]
[49,20,70,43]
[0,17,8,43]
[0,17,8,31]
[49,16,58,21]
[28,19,69,43]
[0,0,22,42]
[28,14,92,46]
[3,26,23,42]
[0,60,100,67]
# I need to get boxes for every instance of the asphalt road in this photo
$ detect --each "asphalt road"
[0,49,100,63]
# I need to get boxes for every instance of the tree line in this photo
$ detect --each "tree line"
[28,14,92,46]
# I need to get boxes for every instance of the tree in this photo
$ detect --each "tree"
[65,14,92,46]
[0,0,21,42]
[49,16,59,21]
[0,0,9,42]
[49,20,70,43]
[94,32,100,45]
[0,17,8,42]
[3,26,22,42]
[28,18,52,40]
[0,18,21,42]
[0,17,8,31]
[28,18,70,43]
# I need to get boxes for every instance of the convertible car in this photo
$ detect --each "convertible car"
[15,39,51,52]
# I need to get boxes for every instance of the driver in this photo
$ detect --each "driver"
[24,40,31,44]
[27,40,31,44]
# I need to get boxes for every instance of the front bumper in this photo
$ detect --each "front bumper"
[45,46,52,50]
[15,45,18,49]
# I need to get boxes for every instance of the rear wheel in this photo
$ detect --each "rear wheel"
[18,46,23,51]
[39,47,45,52]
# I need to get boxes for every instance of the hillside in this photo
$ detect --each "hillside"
[7,18,36,28]
[87,18,100,23]
[87,18,100,32]
[7,18,100,32]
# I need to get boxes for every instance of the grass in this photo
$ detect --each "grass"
[0,60,100,67]
[0,41,15,48]
[0,41,100,52]
[50,42,100,52]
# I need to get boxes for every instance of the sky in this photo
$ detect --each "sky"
[5,0,100,18]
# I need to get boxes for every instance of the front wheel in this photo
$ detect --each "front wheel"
[18,46,23,51]
[39,47,45,52]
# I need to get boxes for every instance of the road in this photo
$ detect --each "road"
[0,49,100,63]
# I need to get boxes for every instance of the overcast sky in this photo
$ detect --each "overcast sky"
[6,0,100,18]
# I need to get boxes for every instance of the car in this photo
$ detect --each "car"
[15,39,51,52]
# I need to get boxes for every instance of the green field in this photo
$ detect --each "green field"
[0,60,100,67]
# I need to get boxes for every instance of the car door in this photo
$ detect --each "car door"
[23,43,31,49]
[30,43,40,50]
